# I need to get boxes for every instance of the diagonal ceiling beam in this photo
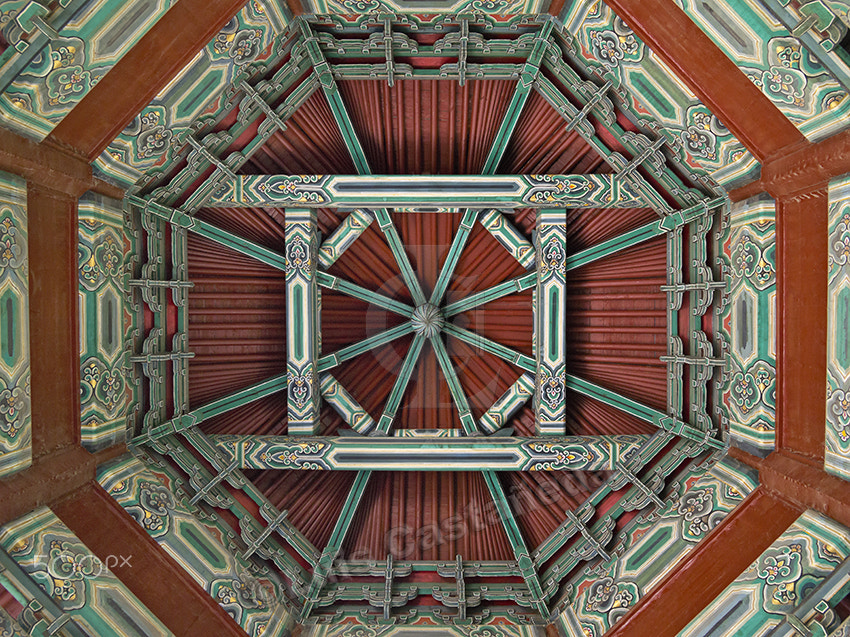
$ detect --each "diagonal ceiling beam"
[601,0,806,162]
[212,434,650,471]
[128,196,287,271]
[300,470,372,620]
[430,335,479,435]
[318,323,415,372]
[430,209,478,306]
[374,334,427,435]
[481,471,550,618]
[132,373,288,445]
[444,323,536,374]
[317,271,414,317]
[443,272,537,317]
[48,0,250,160]
[566,197,725,271]
[565,375,723,449]
[208,174,646,209]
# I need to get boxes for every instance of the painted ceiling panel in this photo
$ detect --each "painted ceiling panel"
[0,0,179,141]
[302,0,546,14]
[560,0,759,187]
[673,0,850,141]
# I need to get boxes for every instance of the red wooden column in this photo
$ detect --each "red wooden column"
[605,488,801,637]
[776,192,829,459]
[52,482,247,637]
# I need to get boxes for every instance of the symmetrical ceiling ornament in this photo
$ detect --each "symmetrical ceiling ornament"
[122,13,732,627]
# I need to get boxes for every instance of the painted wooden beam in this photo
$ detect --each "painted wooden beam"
[481,471,550,617]
[318,322,415,372]
[52,482,248,636]
[431,209,478,306]
[126,195,287,271]
[565,375,724,449]
[206,174,646,209]
[320,373,375,434]
[430,335,479,435]
[286,209,320,435]
[535,209,566,435]
[211,433,651,471]
[317,271,414,318]
[444,323,536,373]
[318,209,374,269]
[48,0,250,160]
[131,373,288,445]
[479,209,536,269]
[601,488,801,637]
[373,209,427,305]
[566,197,726,271]
[443,272,536,317]
[479,373,535,434]
[300,470,372,620]
[374,334,427,435]
[601,0,805,162]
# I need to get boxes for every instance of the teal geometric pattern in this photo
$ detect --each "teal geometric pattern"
[560,0,759,188]
[97,454,296,637]
[558,455,758,637]
[827,174,850,481]
[722,195,777,457]
[678,509,850,636]
[0,606,26,637]
[95,2,287,188]
[0,0,179,141]
[672,0,850,141]
[307,616,542,636]
[78,192,129,452]
[303,0,545,14]
[0,170,29,478]
[0,506,173,637]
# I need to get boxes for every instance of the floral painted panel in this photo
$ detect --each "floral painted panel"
[557,455,758,637]
[95,2,284,188]
[678,509,850,636]
[722,195,777,456]
[0,0,178,141]
[673,0,850,142]
[827,174,850,480]
[560,0,759,188]
[307,614,543,636]
[0,507,173,636]
[78,192,129,451]
[97,454,296,637]
[0,170,29,477]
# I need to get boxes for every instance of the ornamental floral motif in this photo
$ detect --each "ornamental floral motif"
[285,236,311,277]
[0,213,25,269]
[827,388,850,442]
[829,212,850,267]
[0,384,28,438]
[756,543,802,587]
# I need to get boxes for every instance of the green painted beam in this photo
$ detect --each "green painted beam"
[374,333,426,434]
[131,373,288,445]
[320,372,375,434]
[211,433,650,471]
[443,272,537,317]
[430,209,478,306]
[443,323,536,373]
[373,209,427,306]
[317,270,414,318]
[318,322,414,372]
[564,375,724,449]
[127,196,287,271]
[318,209,374,269]
[207,174,645,209]
[301,470,372,620]
[480,19,554,175]
[480,209,536,269]
[566,197,726,271]
[479,372,535,434]
[430,335,478,435]
[481,471,550,617]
